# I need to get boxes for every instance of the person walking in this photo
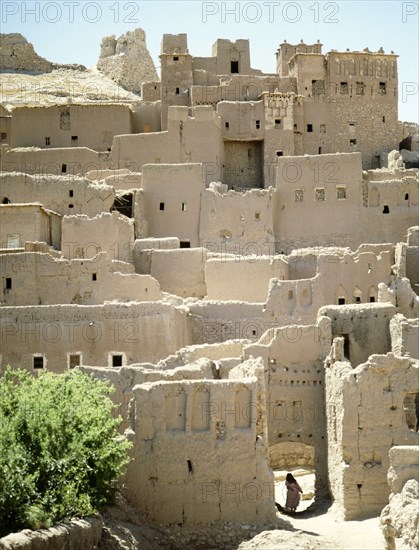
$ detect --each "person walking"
[285,473,303,513]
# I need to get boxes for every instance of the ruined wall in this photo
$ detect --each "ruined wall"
[191,75,286,108]
[390,314,419,359]
[261,248,392,326]
[112,106,224,185]
[363,169,419,244]
[217,101,264,141]
[150,248,206,298]
[61,212,134,263]
[325,353,419,520]
[1,204,61,250]
[1,146,111,176]
[131,100,161,133]
[141,163,204,247]
[188,301,265,345]
[10,104,132,151]
[200,184,275,252]
[406,226,419,292]
[0,252,161,306]
[124,358,276,525]
[244,317,332,497]
[0,172,115,217]
[269,441,315,470]
[316,250,392,306]
[0,302,189,373]
[318,303,396,368]
[205,256,288,302]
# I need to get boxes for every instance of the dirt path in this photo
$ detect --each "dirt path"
[239,501,410,550]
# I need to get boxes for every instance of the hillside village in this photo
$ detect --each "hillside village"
[0,29,418,549]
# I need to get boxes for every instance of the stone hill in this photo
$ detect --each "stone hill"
[0,33,85,73]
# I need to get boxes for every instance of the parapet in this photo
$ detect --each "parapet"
[161,33,189,55]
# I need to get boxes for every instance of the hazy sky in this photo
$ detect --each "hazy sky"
[2,0,418,121]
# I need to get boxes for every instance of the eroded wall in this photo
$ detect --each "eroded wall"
[326,352,419,519]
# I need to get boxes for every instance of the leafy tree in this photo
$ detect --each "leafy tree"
[0,367,131,536]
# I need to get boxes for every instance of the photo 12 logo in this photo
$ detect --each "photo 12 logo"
[1,1,141,24]
[202,1,340,24]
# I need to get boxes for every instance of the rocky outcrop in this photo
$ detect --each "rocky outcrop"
[97,28,158,94]
[0,33,53,72]
[0,33,86,73]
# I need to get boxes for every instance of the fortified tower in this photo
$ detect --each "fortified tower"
[160,34,193,130]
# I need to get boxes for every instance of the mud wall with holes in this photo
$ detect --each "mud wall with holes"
[325,352,419,520]
[122,357,276,525]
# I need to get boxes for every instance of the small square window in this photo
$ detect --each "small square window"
[159,202,165,211]
[276,151,283,157]
[350,139,357,146]
[355,296,361,303]
[340,82,348,94]
[7,234,19,248]
[315,188,325,201]
[338,297,346,305]
[69,354,81,369]
[356,82,365,95]
[274,119,282,129]
[33,356,44,369]
[71,135,78,142]
[295,189,304,202]
[173,56,179,61]
[337,187,347,199]
[69,203,74,209]
[369,296,376,303]
[0,132,7,142]
[312,79,325,96]
[180,241,191,248]
[112,354,123,367]
[307,124,313,132]
[45,137,50,146]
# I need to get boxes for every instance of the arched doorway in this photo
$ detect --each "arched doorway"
[270,441,316,511]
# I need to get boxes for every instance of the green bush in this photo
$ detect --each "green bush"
[0,367,131,537]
